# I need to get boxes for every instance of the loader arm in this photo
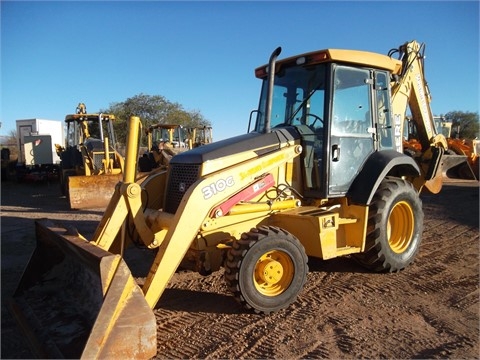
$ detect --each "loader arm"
[142,143,302,307]
[81,116,302,309]
[92,117,161,251]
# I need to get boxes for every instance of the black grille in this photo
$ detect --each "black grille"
[165,163,201,214]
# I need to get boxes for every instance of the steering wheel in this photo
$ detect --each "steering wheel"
[306,113,323,127]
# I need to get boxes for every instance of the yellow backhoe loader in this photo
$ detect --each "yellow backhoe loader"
[185,125,213,148]
[138,123,188,173]
[56,104,125,209]
[138,123,213,173]
[10,40,447,358]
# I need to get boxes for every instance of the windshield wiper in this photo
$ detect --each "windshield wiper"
[287,77,322,125]
[286,85,320,124]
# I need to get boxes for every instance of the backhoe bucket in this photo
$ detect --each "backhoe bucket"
[442,154,477,180]
[68,174,123,209]
[9,219,157,359]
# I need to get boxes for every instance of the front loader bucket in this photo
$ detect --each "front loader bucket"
[442,154,477,180]
[68,174,123,209]
[9,219,157,359]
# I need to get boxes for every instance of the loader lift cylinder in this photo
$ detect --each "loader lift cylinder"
[124,116,141,183]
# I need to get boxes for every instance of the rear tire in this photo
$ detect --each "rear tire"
[353,177,423,272]
[224,226,308,314]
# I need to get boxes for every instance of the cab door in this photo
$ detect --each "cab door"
[328,66,375,196]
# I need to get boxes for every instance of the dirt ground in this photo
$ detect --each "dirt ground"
[1,178,479,359]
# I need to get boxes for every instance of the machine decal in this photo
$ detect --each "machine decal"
[394,114,403,153]
[239,153,286,181]
[415,73,432,135]
[202,176,235,200]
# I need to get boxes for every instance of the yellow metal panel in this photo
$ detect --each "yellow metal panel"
[256,48,402,75]
[138,170,168,210]
[319,228,337,259]
[92,185,129,250]
[270,201,368,260]
[336,199,369,250]
[327,49,402,72]
[270,207,328,258]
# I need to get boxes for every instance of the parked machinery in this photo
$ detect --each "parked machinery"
[138,123,187,173]
[138,124,213,173]
[186,125,213,148]
[56,103,125,209]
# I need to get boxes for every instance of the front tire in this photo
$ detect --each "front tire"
[224,226,308,314]
[354,177,424,272]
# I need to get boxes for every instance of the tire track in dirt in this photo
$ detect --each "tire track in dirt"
[237,285,338,359]
[154,268,353,359]
[414,308,478,358]
[153,271,257,359]
[452,288,479,312]
[290,222,476,359]
[279,270,367,358]
[2,182,478,359]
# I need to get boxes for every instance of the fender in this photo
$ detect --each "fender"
[347,150,420,205]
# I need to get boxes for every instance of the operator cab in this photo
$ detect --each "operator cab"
[63,114,118,169]
[65,114,117,148]
[254,49,395,200]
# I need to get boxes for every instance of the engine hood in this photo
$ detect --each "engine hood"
[170,128,298,176]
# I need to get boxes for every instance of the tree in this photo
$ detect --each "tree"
[0,129,19,160]
[100,94,211,146]
[444,111,479,139]
[8,129,17,143]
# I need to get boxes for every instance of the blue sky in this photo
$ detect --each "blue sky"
[1,1,479,140]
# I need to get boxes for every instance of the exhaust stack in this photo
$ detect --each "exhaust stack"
[265,46,282,134]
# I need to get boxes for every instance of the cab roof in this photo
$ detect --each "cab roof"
[65,114,116,122]
[255,48,402,78]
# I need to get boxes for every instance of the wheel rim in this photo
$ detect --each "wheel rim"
[387,200,415,253]
[253,250,294,296]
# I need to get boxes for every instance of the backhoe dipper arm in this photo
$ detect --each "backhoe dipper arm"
[389,40,447,192]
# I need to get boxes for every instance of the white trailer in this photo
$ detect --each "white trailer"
[16,119,64,166]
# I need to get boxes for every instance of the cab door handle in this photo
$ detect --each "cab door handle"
[332,144,340,162]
